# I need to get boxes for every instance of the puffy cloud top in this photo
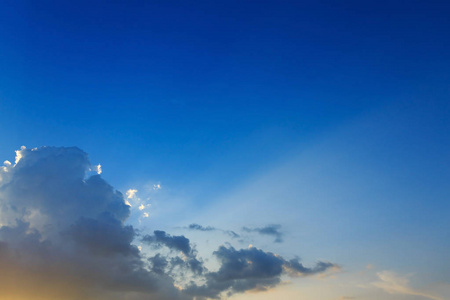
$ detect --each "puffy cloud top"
[0,147,182,300]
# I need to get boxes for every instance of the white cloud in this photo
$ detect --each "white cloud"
[94,164,102,174]
[14,145,26,164]
[126,189,138,199]
[1,161,11,175]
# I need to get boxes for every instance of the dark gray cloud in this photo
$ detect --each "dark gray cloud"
[211,246,284,283]
[0,146,337,300]
[143,230,192,256]
[186,223,240,239]
[185,245,338,299]
[142,230,205,275]
[284,258,336,276]
[170,255,205,275]
[243,224,284,243]
[148,254,169,275]
[0,147,185,300]
[64,212,138,257]
[188,223,216,231]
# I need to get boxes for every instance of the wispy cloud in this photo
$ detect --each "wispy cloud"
[188,223,216,231]
[373,271,442,300]
[186,223,240,238]
[243,224,284,243]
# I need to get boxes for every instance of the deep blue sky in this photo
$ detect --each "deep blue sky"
[0,2,450,298]
[2,1,449,187]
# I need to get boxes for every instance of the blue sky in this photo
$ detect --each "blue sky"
[0,1,449,299]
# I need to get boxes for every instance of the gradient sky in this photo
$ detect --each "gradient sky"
[0,1,449,300]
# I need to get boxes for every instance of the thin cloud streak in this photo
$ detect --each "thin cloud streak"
[243,224,284,243]
[186,223,240,239]
[373,271,442,300]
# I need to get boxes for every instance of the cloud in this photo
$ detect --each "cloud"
[143,230,192,256]
[142,230,205,275]
[186,223,240,238]
[123,189,151,219]
[283,258,337,277]
[127,189,138,199]
[373,271,442,300]
[148,253,169,275]
[226,230,240,238]
[242,224,284,243]
[184,245,337,299]
[0,146,336,300]
[0,147,185,300]
[64,213,138,257]
[189,223,216,231]
[93,164,102,174]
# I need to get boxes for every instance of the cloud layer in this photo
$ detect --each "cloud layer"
[0,146,336,299]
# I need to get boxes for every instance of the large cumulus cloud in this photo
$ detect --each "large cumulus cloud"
[0,147,184,300]
[0,146,337,300]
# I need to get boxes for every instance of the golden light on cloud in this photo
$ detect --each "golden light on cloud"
[14,146,26,164]
[126,189,138,199]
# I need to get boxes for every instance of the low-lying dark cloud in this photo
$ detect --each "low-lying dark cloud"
[243,224,284,243]
[184,245,337,299]
[0,146,337,300]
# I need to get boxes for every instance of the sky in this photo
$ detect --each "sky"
[0,1,449,299]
